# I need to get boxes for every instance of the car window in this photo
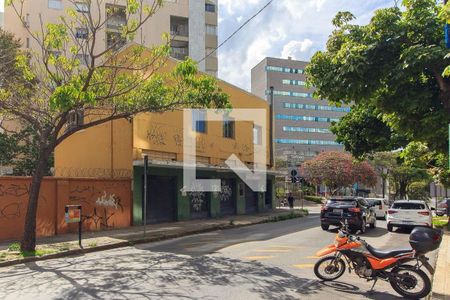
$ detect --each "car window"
[372,200,381,206]
[358,199,369,207]
[327,199,356,206]
[392,202,425,210]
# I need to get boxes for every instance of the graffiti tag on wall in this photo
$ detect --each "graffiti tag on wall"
[69,184,126,230]
[147,125,167,145]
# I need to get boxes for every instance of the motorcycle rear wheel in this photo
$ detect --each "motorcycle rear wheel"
[314,256,346,281]
[389,265,431,299]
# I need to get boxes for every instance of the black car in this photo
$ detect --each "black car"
[436,199,450,216]
[320,197,377,233]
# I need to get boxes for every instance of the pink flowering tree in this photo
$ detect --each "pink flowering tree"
[302,151,377,195]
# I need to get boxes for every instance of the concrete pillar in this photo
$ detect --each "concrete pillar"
[189,0,206,71]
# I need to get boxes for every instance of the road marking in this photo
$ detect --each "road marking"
[243,256,274,260]
[293,263,315,269]
[253,249,290,253]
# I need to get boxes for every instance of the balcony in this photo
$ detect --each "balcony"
[170,16,189,38]
[171,40,189,60]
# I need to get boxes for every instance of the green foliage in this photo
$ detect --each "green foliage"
[331,104,407,158]
[389,165,431,199]
[275,187,285,199]
[265,211,308,223]
[304,195,324,204]
[432,216,448,229]
[0,126,54,176]
[307,0,450,156]
[7,242,20,252]
[407,181,431,200]
[300,184,316,196]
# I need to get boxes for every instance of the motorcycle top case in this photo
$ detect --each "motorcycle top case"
[409,227,443,253]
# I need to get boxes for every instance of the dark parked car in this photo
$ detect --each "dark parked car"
[436,199,450,216]
[320,197,377,233]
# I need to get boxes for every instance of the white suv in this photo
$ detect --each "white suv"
[386,200,432,232]
[366,198,389,219]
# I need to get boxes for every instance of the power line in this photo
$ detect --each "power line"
[199,0,274,63]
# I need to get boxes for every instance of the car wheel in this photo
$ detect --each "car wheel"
[360,219,366,233]
[387,223,393,232]
[321,224,329,231]
[370,218,376,229]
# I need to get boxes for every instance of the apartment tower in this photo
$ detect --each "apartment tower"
[4,0,218,76]
[251,57,349,166]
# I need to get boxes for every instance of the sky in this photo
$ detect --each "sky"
[217,0,395,91]
[0,0,396,90]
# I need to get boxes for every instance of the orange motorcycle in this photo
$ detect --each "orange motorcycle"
[314,219,442,299]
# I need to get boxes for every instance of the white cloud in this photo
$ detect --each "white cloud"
[281,39,314,60]
[217,0,394,91]
[219,0,263,16]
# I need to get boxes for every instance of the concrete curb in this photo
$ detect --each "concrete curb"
[430,231,449,300]
[0,211,308,268]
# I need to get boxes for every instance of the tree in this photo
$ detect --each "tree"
[0,125,54,176]
[370,147,432,199]
[307,0,450,156]
[1,0,229,252]
[302,151,377,195]
[389,165,430,199]
[331,104,407,158]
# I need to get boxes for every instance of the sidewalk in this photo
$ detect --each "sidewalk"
[0,209,309,266]
[433,231,450,300]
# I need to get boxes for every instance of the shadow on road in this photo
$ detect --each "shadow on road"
[319,281,403,299]
[2,252,321,299]
[0,249,401,300]
[137,217,320,256]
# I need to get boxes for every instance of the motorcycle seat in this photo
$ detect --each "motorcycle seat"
[366,244,413,259]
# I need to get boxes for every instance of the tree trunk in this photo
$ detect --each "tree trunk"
[399,181,407,200]
[20,148,50,252]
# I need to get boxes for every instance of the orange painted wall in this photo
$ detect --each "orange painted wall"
[0,177,131,242]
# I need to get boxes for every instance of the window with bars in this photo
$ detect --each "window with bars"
[223,118,235,139]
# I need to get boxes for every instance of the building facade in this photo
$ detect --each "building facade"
[251,57,350,166]
[0,11,4,28]
[54,53,275,224]
[3,0,218,76]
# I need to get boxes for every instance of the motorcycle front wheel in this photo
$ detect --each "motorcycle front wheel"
[314,256,346,281]
[389,265,431,299]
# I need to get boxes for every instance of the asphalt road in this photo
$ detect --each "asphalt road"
[0,213,438,300]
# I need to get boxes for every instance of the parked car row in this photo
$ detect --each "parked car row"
[320,196,442,233]
[320,197,377,233]
[436,198,450,216]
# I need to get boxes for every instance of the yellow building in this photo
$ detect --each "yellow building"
[55,55,276,224]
